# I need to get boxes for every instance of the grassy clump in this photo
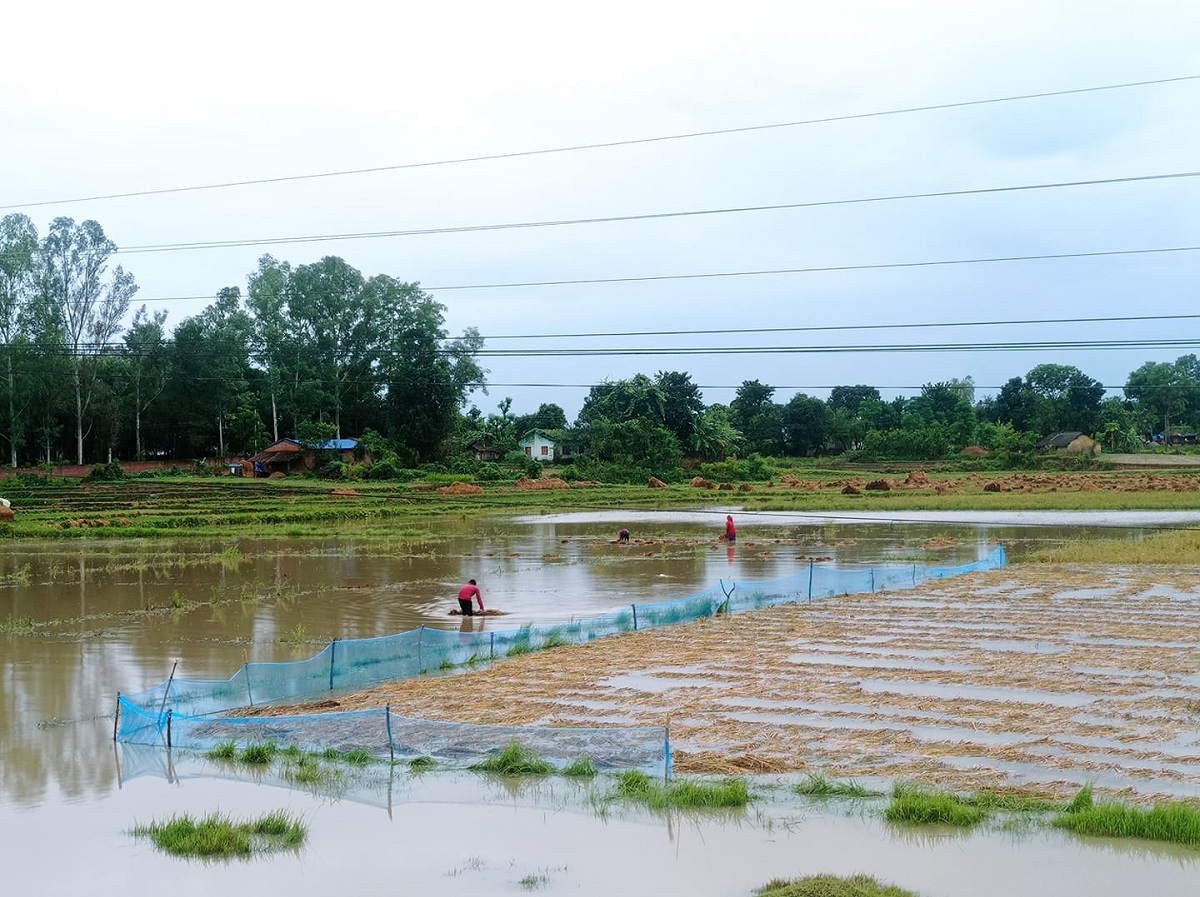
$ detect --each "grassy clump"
[540,631,569,649]
[884,783,985,827]
[756,873,919,897]
[469,742,555,775]
[611,770,750,810]
[238,742,278,765]
[0,615,36,634]
[283,754,344,787]
[794,774,882,798]
[506,640,535,657]
[561,756,598,777]
[1052,786,1200,846]
[962,788,1064,813]
[206,739,238,761]
[131,810,306,857]
[408,755,437,771]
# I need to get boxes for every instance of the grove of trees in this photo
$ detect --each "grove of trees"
[3,212,1199,478]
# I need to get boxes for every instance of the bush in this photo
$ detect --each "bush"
[84,460,127,482]
[698,454,773,482]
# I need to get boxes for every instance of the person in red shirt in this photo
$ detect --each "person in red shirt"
[457,579,484,616]
[724,515,737,543]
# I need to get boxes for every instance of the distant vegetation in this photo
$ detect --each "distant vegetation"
[0,213,1195,477]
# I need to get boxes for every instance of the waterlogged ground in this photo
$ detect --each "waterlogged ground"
[301,565,1200,800]
[4,511,1200,895]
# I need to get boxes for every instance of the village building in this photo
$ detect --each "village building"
[247,437,361,476]
[467,438,502,462]
[518,429,558,462]
[1034,431,1100,455]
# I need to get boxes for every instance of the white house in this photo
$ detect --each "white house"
[519,429,557,461]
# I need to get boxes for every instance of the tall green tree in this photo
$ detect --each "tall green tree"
[1024,363,1105,434]
[655,370,704,450]
[123,306,170,460]
[37,217,137,464]
[828,385,881,418]
[730,380,783,455]
[782,393,830,456]
[691,404,743,460]
[286,256,375,438]
[378,278,484,463]
[245,255,293,442]
[0,214,38,466]
[577,374,667,428]
[1125,357,1200,437]
[169,288,254,457]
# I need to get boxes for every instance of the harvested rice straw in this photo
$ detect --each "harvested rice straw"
[252,565,1200,798]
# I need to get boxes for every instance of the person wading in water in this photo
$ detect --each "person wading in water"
[457,579,485,616]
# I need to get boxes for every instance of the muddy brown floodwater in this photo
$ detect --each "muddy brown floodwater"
[3,510,1200,896]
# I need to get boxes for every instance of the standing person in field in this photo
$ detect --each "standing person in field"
[724,514,737,543]
[457,579,484,616]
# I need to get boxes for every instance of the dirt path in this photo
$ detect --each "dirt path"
[262,565,1200,799]
[1104,453,1200,468]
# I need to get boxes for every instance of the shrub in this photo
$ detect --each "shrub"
[84,460,127,482]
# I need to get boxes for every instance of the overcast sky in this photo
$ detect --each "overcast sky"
[4,1,1198,420]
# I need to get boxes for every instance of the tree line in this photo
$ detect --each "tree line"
[2,213,1198,474]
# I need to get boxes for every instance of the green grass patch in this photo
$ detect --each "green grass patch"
[1052,788,1200,847]
[206,739,238,761]
[611,770,750,810]
[283,754,343,787]
[238,742,278,765]
[961,787,1064,813]
[408,755,437,771]
[794,773,882,798]
[540,631,570,649]
[1035,528,1200,564]
[131,810,306,858]
[756,873,918,897]
[469,742,555,775]
[0,615,37,634]
[438,657,456,670]
[883,783,985,827]
[561,756,598,777]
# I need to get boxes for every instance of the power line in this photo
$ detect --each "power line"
[28,335,1200,360]
[477,312,1200,341]
[122,245,1200,305]
[427,246,1200,292]
[6,73,1197,212]
[112,170,1200,255]
[467,338,1200,358]
[45,310,1200,353]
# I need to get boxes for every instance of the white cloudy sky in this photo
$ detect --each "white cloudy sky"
[4,0,1198,419]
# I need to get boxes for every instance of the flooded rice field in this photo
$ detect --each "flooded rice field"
[3,510,1200,895]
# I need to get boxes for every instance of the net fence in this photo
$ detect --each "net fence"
[116,545,1005,774]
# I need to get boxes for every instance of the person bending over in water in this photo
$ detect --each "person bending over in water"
[457,579,485,616]
[617,528,630,544]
